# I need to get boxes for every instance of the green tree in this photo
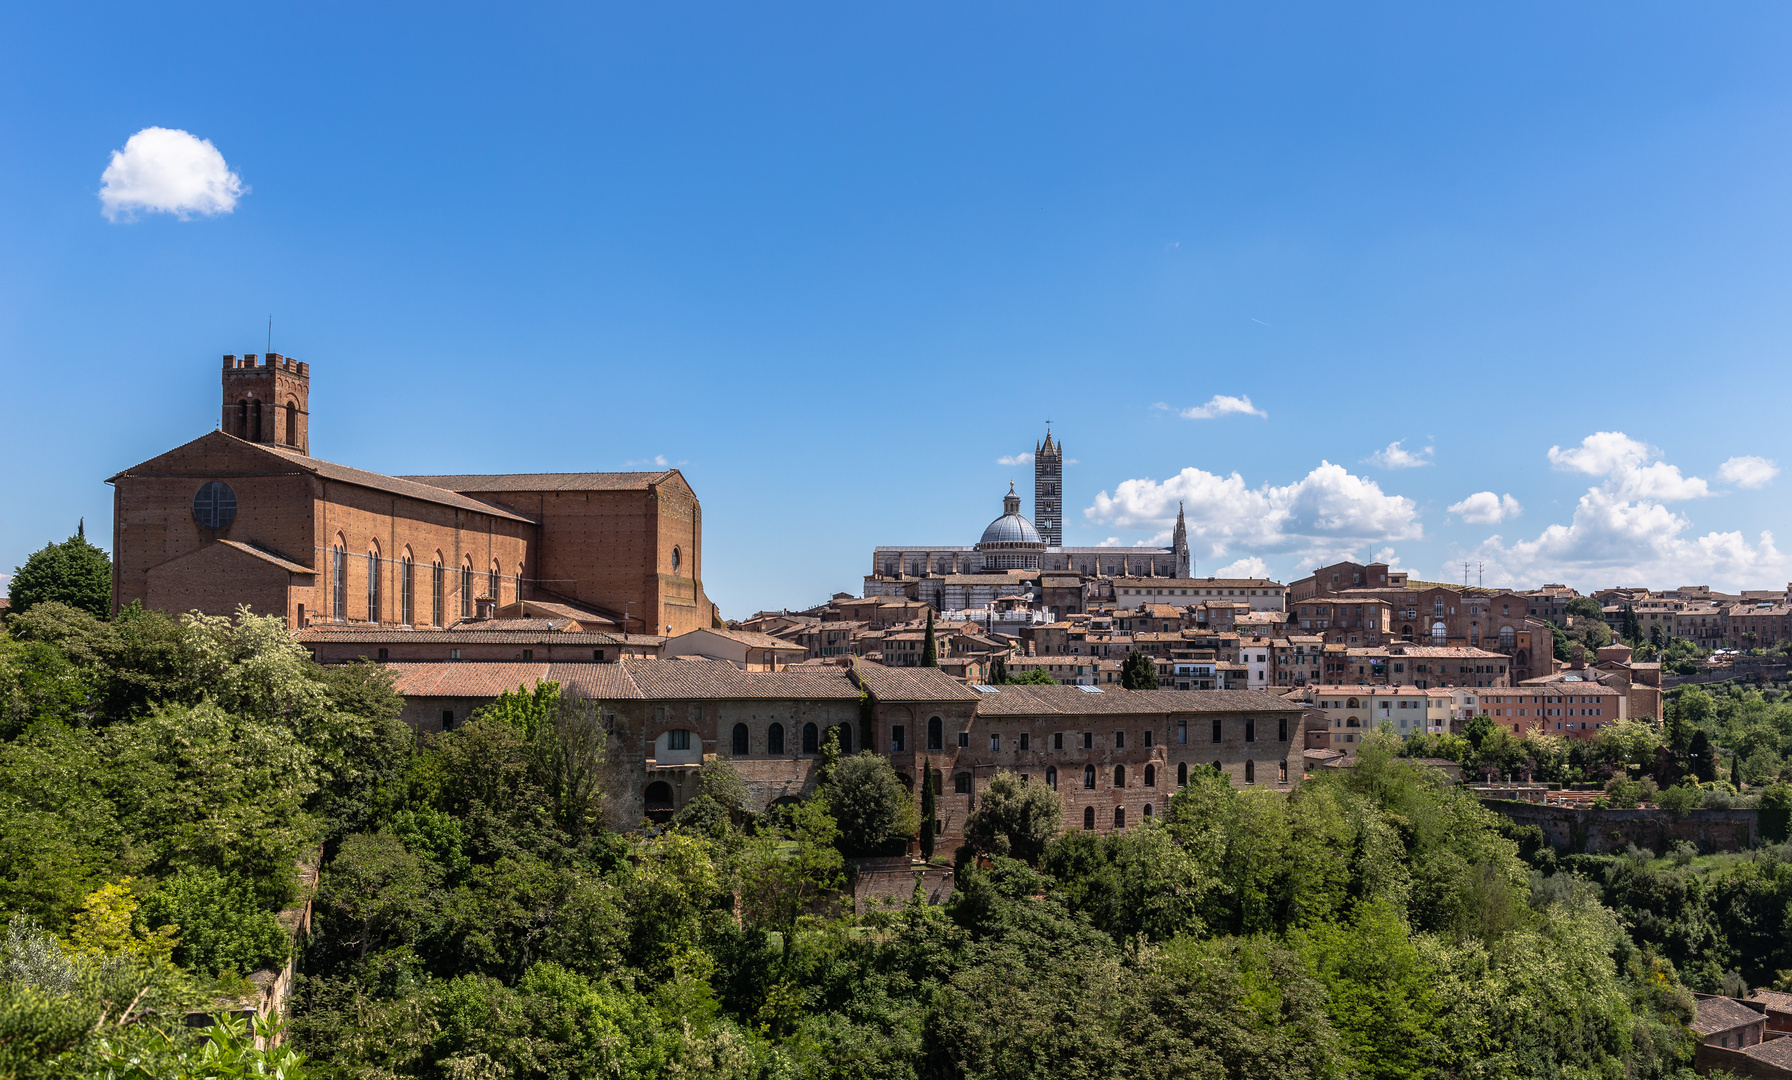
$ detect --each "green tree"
[1004,667,1057,685]
[1650,624,1667,649]
[1566,596,1606,622]
[920,609,938,667]
[962,770,1063,865]
[826,752,917,855]
[736,796,843,942]
[1120,649,1159,690]
[987,653,1008,685]
[137,866,288,977]
[1621,605,1643,645]
[6,525,111,621]
[1295,900,1444,1080]
[1689,729,1717,784]
[919,759,937,860]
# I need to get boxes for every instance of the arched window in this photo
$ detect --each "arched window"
[432,555,444,627]
[1432,621,1447,645]
[237,399,250,439]
[1083,764,1096,789]
[732,723,749,756]
[1402,624,1414,641]
[1083,806,1095,830]
[802,722,818,753]
[1142,803,1153,819]
[1499,625,1515,648]
[927,716,943,750]
[1144,764,1156,787]
[516,563,525,604]
[1244,759,1256,784]
[1213,761,1223,778]
[489,561,501,607]
[672,546,682,574]
[367,545,382,622]
[399,549,415,625]
[1177,761,1188,785]
[284,399,298,446]
[1114,806,1126,830]
[954,773,972,794]
[331,538,347,621]
[1114,765,1126,788]
[1046,766,1057,790]
[767,723,785,755]
[837,723,853,754]
[460,559,473,619]
[1346,697,1359,709]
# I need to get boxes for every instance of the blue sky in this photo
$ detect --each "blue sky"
[4,3,1792,616]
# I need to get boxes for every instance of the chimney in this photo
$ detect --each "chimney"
[475,596,496,621]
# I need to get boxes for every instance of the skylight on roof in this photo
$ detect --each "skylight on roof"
[1076,684,1105,693]
[971,684,1001,694]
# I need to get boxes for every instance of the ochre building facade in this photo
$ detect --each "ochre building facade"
[108,354,716,635]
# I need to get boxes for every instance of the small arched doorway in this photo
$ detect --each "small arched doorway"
[644,781,675,823]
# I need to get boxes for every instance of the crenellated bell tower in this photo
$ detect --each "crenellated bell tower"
[221,353,309,454]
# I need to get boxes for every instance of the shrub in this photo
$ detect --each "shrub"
[138,867,288,977]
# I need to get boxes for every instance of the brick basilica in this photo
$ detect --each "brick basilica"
[108,354,717,636]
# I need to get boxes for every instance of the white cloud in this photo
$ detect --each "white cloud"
[1546,431,1709,501]
[1463,433,1783,591]
[1720,455,1780,489]
[996,451,1035,466]
[1371,547,1408,571]
[1547,431,1651,477]
[626,454,670,467]
[1097,537,1122,547]
[100,127,246,222]
[1449,491,1523,524]
[1211,556,1271,578]
[1366,440,1434,469]
[1084,461,1422,565]
[1179,394,1267,420]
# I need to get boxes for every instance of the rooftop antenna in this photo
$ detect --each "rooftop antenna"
[1478,561,1485,589]
[1462,561,1471,589]
[267,316,272,354]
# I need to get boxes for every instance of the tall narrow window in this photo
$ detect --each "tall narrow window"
[1245,718,1255,743]
[1046,766,1057,790]
[432,560,444,627]
[1114,806,1126,830]
[732,724,749,756]
[1144,764,1156,787]
[1278,717,1288,742]
[1114,765,1126,788]
[400,553,414,625]
[1245,760,1256,784]
[1177,720,1187,744]
[1083,806,1095,830]
[1083,764,1096,789]
[927,716,942,750]
[460,561,473,619]
[803,722,818,753]
[489,562,500,607]
[367,548,382,622]
[331,544,347,621]
[768,723,785,755]
[1115,731,1125,749]
[1177,761,1188,785]
[285,400,298,446]
[1211,718,1222,743]
[837,724,853,753]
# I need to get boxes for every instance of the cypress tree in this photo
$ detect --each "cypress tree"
[1621,605,1643,646]
[921,609,938,667]
[988,654,1008,685]
[920,760,936,859]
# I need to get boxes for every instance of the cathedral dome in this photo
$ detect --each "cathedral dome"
[977,483,1045,554]
[980,512,1043,547]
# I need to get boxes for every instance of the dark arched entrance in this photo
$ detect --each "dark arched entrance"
[644,781,675,823]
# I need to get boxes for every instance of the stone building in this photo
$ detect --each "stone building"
[108,354,716,636]
[380,656,1302,838]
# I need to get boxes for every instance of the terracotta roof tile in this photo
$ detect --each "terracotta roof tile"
[968,685,1303,717]
[402,471,676,492]
[621,657,863,700]
[1691,995,1764,1036]
[850,662,981,702]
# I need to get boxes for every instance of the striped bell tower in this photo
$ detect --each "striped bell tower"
[1033,426,1063,547]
